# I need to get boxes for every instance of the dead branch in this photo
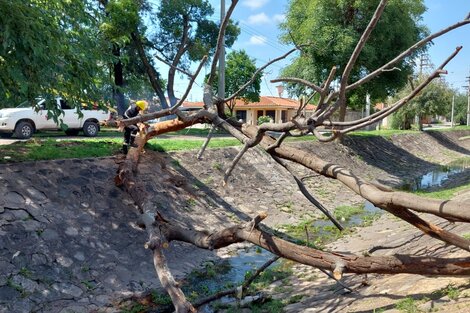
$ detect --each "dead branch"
[155,213,470,275]
[338,0,388,99]
[196,125,217,160]
[347,17,470,92]
[336,48,460,133]
[154,53,194,78]
[223,143,249,186]
[241,125,470,251]
[270,77,323,94]
[169,56,208,113]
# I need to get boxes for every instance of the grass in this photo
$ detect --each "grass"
[0,136,241,163]
[0,138,121,162]
[331,204,365,221]
[395,297,420,313]
[414,181,470,200]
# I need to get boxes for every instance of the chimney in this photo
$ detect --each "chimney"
[275,85,284,98]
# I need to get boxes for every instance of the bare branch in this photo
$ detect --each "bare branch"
[272,155,344,231]
[196,125,217,160]
[170,56,208,114]
[225,48,299,103]
[223,143,249,186]
[241,125,470,250]
[193,256,280,308]
[157,213,470,275]
[347,18,470,91]
[339,0,388,91]
[336,47,461,133]
[154,53,193,78]
[270,77,323,94]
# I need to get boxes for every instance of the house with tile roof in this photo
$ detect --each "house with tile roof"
[182,96,316,125]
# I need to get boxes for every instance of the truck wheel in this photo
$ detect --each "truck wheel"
[65,129,80,136]
[83,121,99,137]
[14,121,34,139]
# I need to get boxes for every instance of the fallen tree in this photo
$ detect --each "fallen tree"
[115,1,470,311]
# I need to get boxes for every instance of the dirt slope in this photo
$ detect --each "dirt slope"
[0,130,469,313]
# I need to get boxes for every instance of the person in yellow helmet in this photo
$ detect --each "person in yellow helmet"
[122,100,148,154]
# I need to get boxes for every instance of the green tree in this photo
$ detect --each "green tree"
[148,0,240,109]
[280,0,429,120]
[390,76,453,130]
[211,50,262,116]
[0,0,110,109]
[454,93,468,125]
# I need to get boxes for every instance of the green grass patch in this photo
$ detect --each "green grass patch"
[413,181,470,200]
[0,138,121,163]
[147,137,240,152]
[348,129,419,138]
[395,297,420,313]
[331,205,365,221]
[0,136,241,163]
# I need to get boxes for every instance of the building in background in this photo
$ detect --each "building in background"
[182,96,316,125]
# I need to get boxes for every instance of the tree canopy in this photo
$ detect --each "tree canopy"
[150,0,240,108]
[390,76,453,129]
[279,0,429,110]
[0,0,110,109]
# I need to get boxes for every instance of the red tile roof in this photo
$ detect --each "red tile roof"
[182,96,316,111]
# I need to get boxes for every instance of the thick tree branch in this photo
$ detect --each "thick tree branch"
[241,125,470,251]
[156,213,470,276]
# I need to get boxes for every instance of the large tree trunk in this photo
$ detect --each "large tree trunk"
[113,46,126,116]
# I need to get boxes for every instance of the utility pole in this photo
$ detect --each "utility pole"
[218,0,225,100]
[451,94,455,127]
[463,71,470,126]
[465,71,470,127]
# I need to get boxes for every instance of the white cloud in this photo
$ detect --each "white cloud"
[247,12,270,25]
[242,0,269,10]
[273,14,286,24]
[249,35,267,45]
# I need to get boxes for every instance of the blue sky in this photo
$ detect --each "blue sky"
[178,0,470,101]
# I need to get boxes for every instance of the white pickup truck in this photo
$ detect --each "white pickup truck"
[0,98,109,139]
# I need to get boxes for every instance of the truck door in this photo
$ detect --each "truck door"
[59,99,80,129]
[36,99,58,129]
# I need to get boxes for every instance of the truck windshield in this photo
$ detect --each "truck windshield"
[16,99,45,109]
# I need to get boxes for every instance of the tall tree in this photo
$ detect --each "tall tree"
[454,92,469,125]
[279,0,429,120]
[210,50,262,116]
[98,0,144,115]
[0,0,110,109]
[146,0,240,109]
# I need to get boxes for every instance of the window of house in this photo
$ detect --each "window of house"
[236,110,247,122]
[257,110,264,120]
[266,110,275,122]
